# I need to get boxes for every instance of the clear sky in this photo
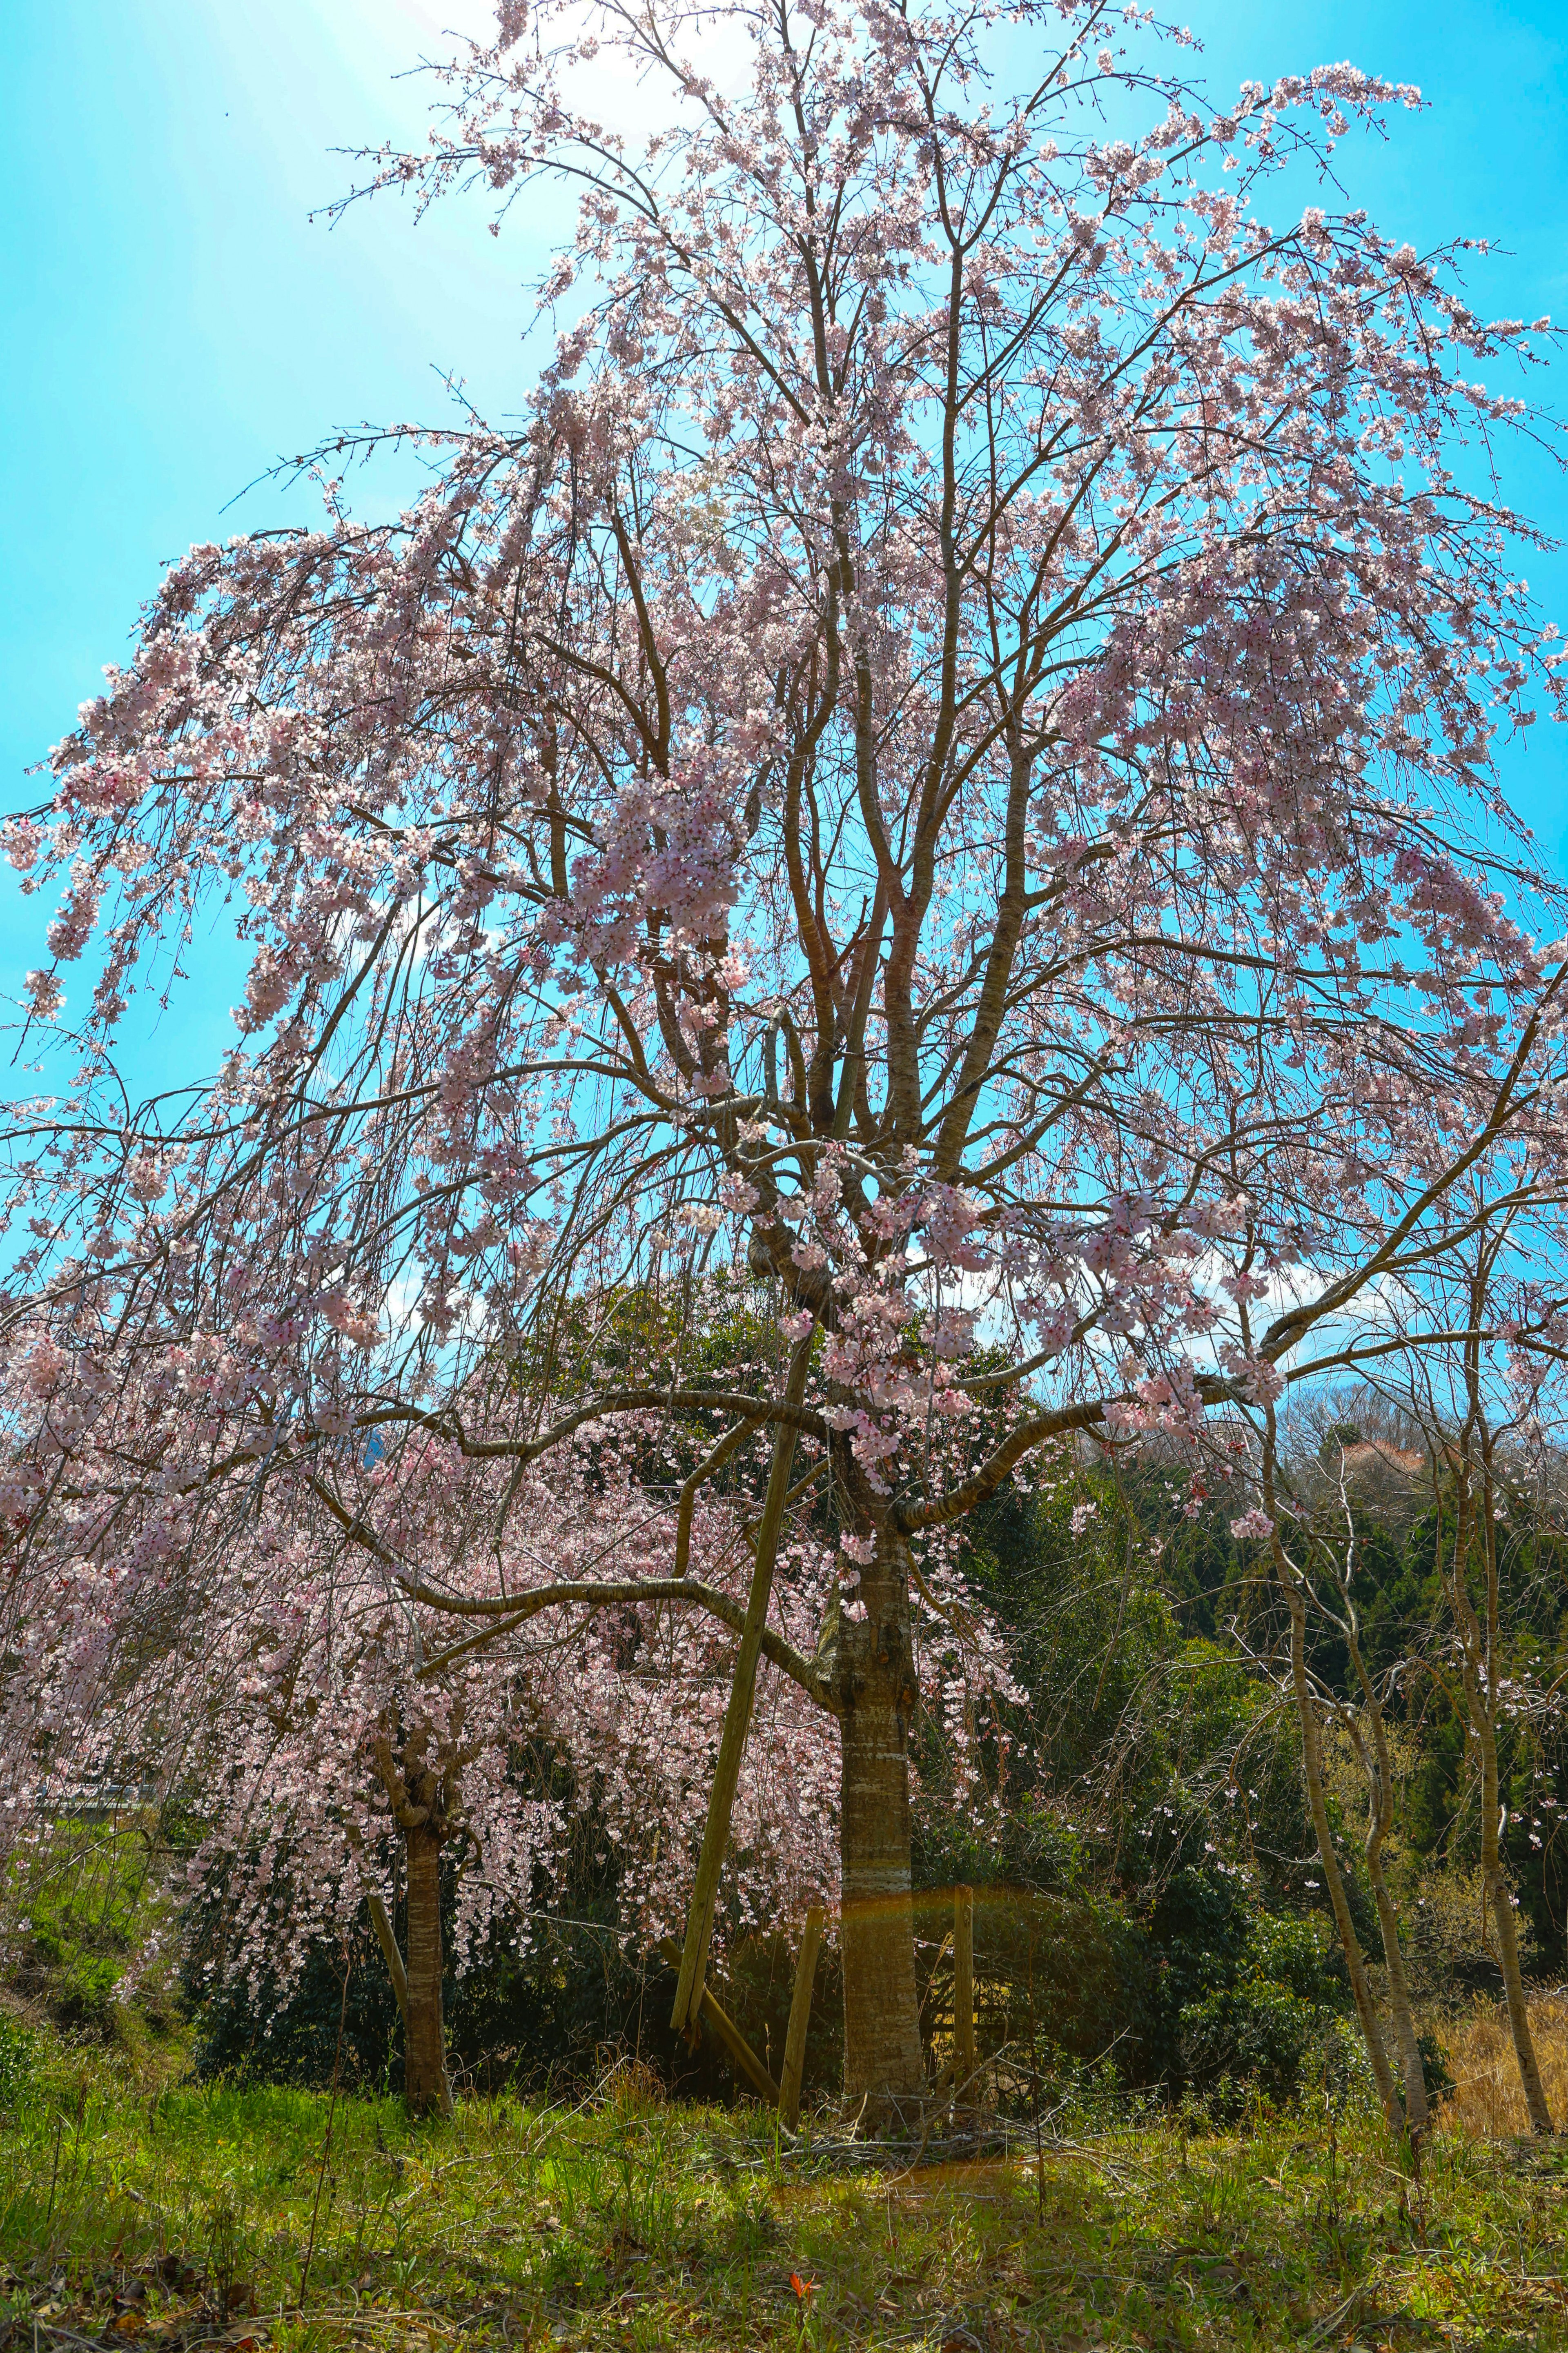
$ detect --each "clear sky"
[4,0,1568,1086]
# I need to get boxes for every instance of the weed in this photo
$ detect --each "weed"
[4,2015,1568,2351]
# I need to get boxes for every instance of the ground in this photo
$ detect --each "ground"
[3,2012,1568,2352]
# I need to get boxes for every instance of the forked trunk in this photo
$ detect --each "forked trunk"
[837,1530,926,2127]
[404,1824,452,2117]
[371,1720,463,2119]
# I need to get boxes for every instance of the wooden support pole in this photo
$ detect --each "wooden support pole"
[778,1906,824,2130]
[346,1822,410,2025]
[366,1891,410,2025]
[671,1332,813,2038]
[704,1979,782,2107]
[659,1939,781,2106]
[953,1884,976,2095]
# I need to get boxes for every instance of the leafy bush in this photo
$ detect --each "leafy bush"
[1179,1980,1336,2117]
[1174,1905,1348,2117]
[1417,2026,1454,2104]
[1246,1913,1344,2006]
[1308,2016,1380,2118]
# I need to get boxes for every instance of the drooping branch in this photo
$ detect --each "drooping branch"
[303,1474,838,1711]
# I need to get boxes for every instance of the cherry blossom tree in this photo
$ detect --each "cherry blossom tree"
[0,1370,871,2111]
[6,0,1568,2118]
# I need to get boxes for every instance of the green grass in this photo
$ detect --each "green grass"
[4,2032,1568,2351]
[4,1818,183,2046]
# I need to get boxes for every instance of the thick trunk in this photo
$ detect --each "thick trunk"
[404,1825,452,2118]
[371,1722,461,2120]
[837,1532,926,2126]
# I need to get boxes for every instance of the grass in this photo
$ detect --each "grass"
[1442,1994,1568,2141]
[4,2017,1568,2351]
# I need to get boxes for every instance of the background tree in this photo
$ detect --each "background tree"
[1405,1247,1562,2133]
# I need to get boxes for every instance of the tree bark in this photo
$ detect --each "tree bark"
[367,1888,410,2026]
[1488,1861,1551,2134]
[1363,1798,1428,2137]
[837,1527,926,2126]
[1477,1469,1552,2133]
[371,1723,462,2118]
[345,1821,410,2026]
[403,1823,452,2117]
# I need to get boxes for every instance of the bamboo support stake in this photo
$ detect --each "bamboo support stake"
[366,1891,410,2024]
[345,1821,409,2024]
[671,1331,813,2038]
[659,1940,780,2104]
[778,1906,824,2130]
[699,1981,781,2106]
[954,1885,976,2095]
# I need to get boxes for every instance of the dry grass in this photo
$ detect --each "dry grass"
[1439,1991,1568,2136]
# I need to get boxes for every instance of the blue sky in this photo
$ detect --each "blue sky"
[4,0,1568,1089]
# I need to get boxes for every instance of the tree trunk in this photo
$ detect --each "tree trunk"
[778,1906,823,2132]
[1475,1451,1553,2135]
[403,1824,452,2117]
[837,1529,926,2127]
[1488,1868,1552,2134]
[1283,1579,1403,2134]
[1447,1440,1553,2136]
[1366,1835,1428,2138]
[953,1884,977,2098]
[368,1889,411,2023]
[1342,1624,1430,2138]
[345,1821,411,2026]
[1476,1686,1553,2133]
